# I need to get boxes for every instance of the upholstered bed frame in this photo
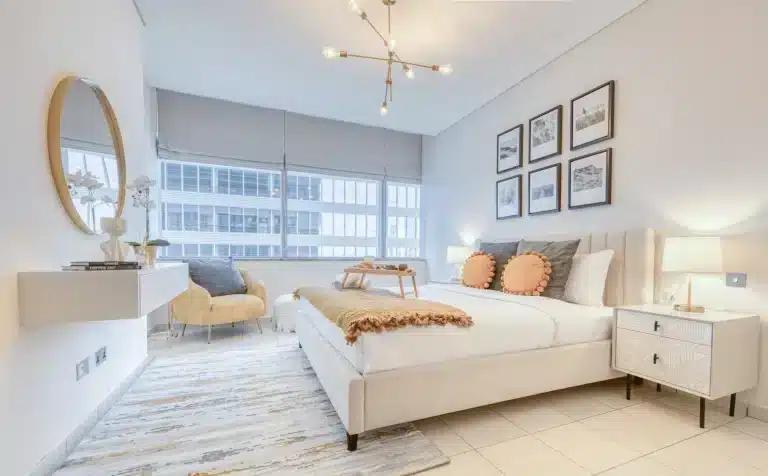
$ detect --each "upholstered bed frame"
[294,228,655,450]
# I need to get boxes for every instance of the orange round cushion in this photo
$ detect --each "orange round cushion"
[461,252,496,289]
[501,252,552,296]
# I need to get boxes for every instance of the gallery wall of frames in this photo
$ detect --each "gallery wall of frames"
[495,80,615,220]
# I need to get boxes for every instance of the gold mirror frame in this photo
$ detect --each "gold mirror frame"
[47,76,127,235]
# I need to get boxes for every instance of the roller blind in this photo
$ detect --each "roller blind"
[285,112,422,181]
[157,90,285,168]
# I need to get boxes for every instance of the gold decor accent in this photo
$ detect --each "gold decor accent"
[501,251,552,296]
[47,76,127,234]
[323,0,453,115]
[461,251,496,289]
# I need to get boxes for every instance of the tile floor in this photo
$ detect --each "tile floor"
[151,322,768,476]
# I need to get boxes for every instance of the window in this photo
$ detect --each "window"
[386,182,421,258]
[159,159,419,260]
[286,171,379,258]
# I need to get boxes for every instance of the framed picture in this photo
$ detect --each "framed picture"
[496,175,522,220]
[571,80,615,150]
[528,105,562,163]
[528,163,561,216]
[568,148,612,209]
[497,124,523,173]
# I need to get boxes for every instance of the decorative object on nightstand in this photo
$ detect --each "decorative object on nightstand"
[446,246,473,282]
[662,236,722,313]
[613,304,759,428]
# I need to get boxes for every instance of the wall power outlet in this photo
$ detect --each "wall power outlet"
[76,357,90,381]
[95,346,107,366]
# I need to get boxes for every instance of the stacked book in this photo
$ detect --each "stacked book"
[62,261,142,271]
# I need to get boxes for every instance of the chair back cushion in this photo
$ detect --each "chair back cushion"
[185,258,247,297]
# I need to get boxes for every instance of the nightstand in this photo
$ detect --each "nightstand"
[613,304,760,428]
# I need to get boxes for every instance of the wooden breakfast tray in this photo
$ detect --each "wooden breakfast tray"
[342,267,418,298]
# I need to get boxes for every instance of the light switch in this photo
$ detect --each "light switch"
[726,273,747,288]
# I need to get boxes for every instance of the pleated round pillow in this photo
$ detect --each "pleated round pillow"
[461,251,496,289]
[501,251,552,296]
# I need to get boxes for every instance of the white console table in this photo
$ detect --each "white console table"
[18,263,188,326]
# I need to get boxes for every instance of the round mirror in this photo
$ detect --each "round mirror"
[47,76,126,234]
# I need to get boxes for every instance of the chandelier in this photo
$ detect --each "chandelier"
[323,0,453,116]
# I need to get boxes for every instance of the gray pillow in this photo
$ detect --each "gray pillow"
[185,258,247,297]
[478,241,519,291]
[516,239,581,300]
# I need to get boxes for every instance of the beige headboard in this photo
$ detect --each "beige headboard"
[484,228,655,307]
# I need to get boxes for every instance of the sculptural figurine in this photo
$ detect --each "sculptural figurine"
[100,217,131,261]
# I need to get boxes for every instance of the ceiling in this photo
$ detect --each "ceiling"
[137,0,646,136]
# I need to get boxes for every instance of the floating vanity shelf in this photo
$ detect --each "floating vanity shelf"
[18,263,188,326]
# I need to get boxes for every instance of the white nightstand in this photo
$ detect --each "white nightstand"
[613,304,760,428]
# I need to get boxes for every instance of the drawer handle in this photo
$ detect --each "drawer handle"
[654,321,660,332]
[653,353,659,364]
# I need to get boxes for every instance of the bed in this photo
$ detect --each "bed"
[293,229,655,450]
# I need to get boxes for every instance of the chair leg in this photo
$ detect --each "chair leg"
[181,324,187,337]
[208,325,212,344]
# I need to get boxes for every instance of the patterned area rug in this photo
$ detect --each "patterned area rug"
[56,339,448,475]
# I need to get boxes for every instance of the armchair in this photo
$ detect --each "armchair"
[170,268,267,343]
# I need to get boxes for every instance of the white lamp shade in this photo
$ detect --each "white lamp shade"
[662,236,723,273]
[446,246,472,264]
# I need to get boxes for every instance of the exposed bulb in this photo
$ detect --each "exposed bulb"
[348,0,363,16]
[438,64,453,75]
[388,39,397,52]
[380,102,389,116]
[323,47,340,59]
[404,66,415,79]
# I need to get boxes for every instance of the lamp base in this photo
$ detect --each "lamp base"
[673,304,706,313]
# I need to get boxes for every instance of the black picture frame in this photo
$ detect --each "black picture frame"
[528,105,562,164]
[528,163,561,216]
[496,174,522,220]
[497,124,523,174]
[568,148,613,210]
[570,80,615,151]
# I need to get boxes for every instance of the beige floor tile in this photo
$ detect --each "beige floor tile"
[420,450,502,475]
[599,456,681,475]
[534,421,642,473]
[728,417,768,441]
[414,417,473,456]
[479,435,589,476]
[493,398,574,433]
[650,426,768,476]
[440,407,526,449]
[580,403,705,454]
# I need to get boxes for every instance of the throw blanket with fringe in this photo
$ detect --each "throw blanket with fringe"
[294,286,473,344]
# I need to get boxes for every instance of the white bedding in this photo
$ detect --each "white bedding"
[302,284,614,374]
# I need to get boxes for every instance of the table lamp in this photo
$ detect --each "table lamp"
[662,236,722,313]
[446,246,473,282]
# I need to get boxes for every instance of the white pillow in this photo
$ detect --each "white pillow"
[563,249,615,307]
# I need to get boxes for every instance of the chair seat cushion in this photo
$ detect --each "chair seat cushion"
[208,294,265,325]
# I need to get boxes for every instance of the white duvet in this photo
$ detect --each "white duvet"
[304,283,614,374]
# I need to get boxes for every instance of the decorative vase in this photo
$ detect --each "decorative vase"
[100,217,128,261]
[145,245,158,267]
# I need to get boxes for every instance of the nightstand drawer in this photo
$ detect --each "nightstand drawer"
[617,310,712,346]
[615,328,712,395]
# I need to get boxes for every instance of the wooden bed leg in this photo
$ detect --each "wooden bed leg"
[347,433,358,451]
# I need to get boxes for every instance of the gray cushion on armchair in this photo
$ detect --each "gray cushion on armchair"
[184,258,247,297]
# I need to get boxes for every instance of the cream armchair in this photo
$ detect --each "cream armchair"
[170,269,267,343]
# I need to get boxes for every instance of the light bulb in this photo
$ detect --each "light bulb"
[380,103,389,116]
[348,0,363,15]
[323,47,340,59]
[438,64,453,75]
[388,39,397,52]
[404,66,415,79]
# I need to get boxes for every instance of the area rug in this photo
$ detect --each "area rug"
[55,340,448,475]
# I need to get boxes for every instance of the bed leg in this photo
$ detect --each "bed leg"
[347,433,358,451]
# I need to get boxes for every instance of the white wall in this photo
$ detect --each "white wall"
[0,1,153,474]
[423,0,768,407]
